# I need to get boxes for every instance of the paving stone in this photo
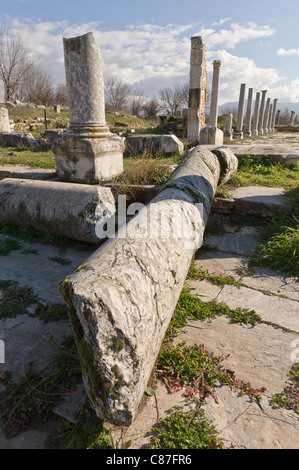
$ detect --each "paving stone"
[202,386,299,449]
[194,249,299,302]
[204,226,259,255]
[0,233,93,303]
[217,285,299,332]
[0,315,72,383]
[0,419,57,449]
[229,186,292,216]
[52,384,86,424]
[174,315,298,394]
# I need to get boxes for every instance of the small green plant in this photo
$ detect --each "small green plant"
[21,248,39,255]
[150,405,224,449]
[38,303,69,323]
[50,409,112,449]
[0,238,21,256]
[0,337,82,439]
[187,262,243,287]
[271,362,299,413]
[248,216,299,277]
[0,281,38,320]
[167,287,262,340]
[48,256,72,266]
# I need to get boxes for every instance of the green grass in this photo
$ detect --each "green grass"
[230,154,299,190]
[187,262,244,287]
[248,216,299,278]
[167,286,262,340]
[271,362,299,413]
[0,238,21,256]
[0,147,56,169]
[150,405,224,449]
[0,280,38,320]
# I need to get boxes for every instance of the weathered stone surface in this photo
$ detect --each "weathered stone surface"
[0,165,56,181]
[251,91,261,137]
[224,114,233,140]
[202,386,299,449]
[0,132,35,148]
[210,146,238,184]
[187,37,207,140]
[234,84,246,139]
[59,146,226,426]
[209,60,221,128]
[53,32,123,183]
[0,107,11,134]
[0,233,93,303]
[43,129,65,144]
[217,284,299,332]
[258,90,268,135]
[204,226,260,255]
[244,88,253,137]
[53,132,124,184]
[0,178,116,244]
[126,134,184,155]
[199,126,223,145]
[229,186,292,216]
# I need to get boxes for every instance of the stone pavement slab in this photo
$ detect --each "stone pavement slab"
[217,284,299,332]
[204,226,260,255]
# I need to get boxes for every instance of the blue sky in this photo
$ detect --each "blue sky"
[1,0,299,104]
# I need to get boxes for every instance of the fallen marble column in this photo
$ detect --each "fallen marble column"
[59,146,238,426]
[0,179,116,244]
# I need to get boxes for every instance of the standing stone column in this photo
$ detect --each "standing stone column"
[199,60,223,145]
[209,60,221,127]
[258,90,268,134]
[290,111,296,126]
[234,84,246,139]
[244,88,253,137]
[251,92,261,137]
[276,109,281,126]
[263,98,271,133]
[224,114,233,140]
[270,98,278,132]
[267,104,273,134]
[187,37,207,141]
[52,32,124,184]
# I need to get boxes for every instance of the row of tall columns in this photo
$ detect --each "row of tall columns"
[227,84,279,140]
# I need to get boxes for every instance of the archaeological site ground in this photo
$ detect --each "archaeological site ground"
[0,31,298,451]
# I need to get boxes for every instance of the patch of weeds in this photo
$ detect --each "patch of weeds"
[0,238,21,256]
[48,256,72,266]
[271,362,299,413]
[0,281,38,320]
[0,337,82,439]
[248,216,299,278]
[156,341,266,403]
[21,248,39,255]
[187,262,244,287]
[167,287,262,341]
[231,154,299,189]
[215,188,233,199]
[0,221,68,246]
[205,213,231,236]
[150,404,224,449]
[37,303,69,323]
[49,408,112,449]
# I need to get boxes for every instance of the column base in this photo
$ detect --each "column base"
[199,126,223,145]
[251,130,259,136]
[224,132,233,141]
[233,131,243,140]
[243,131,251,137]
[53,130,124,184]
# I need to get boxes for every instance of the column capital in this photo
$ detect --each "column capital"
[213,60,221,68]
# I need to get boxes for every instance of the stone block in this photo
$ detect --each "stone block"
[0,107,11,134]
[126,134,184,155]
[0,132,35,148]
[199,126,223,145]
[53,131,124,184]
[0,178,116,244]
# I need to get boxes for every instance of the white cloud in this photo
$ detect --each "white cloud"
[3,18,284,103]
[212,18,231,27]
[195,22,275,49]
[277,47,299,56]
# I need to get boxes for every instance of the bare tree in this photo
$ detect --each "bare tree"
[129,88,146,117]
[55,83,68,107]
[20,66,55,106]
[280,107,291,125]
[104,76,130,112]
[158,83,188,116]
[142,98,160,119]
[0,26,35,102]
